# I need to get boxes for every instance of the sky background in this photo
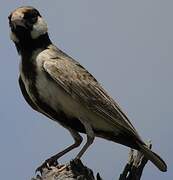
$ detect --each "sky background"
[0,1,172,179]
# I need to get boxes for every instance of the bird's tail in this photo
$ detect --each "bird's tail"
[137,141,167,172]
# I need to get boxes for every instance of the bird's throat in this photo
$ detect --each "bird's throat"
[15,32,52,54]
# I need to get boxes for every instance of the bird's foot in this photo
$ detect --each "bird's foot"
[70,157,83,168]
[35,157,59,175]
[73,157,81,163]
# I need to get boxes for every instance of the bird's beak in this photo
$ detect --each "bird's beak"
[9,12,26,31]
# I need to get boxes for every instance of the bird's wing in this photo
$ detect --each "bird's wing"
[43,54,139,137]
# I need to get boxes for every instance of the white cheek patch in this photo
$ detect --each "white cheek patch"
[10,31,19,43]
[31,16,48,39]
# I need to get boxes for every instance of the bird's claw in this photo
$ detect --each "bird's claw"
[35,161,50,175]
[35,158,59,175]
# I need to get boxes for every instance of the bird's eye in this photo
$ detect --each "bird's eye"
[24,11,39,24]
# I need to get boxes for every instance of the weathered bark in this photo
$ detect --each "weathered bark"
[32,142,151,180]
[32,159,102,180]
[119,142,151,180]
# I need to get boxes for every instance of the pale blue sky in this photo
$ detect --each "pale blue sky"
[1,1,172,179]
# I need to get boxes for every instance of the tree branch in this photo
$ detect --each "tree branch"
[32,142,151,180]
[119,141,152,180]
[32,159,102,180]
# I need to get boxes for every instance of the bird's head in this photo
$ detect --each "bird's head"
[9,6,49,49]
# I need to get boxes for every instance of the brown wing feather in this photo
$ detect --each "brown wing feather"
[43,53,141,138]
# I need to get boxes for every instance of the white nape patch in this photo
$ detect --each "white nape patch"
[31,16,48,39]
[10,31,19,42]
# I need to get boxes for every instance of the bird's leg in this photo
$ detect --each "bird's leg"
[76,118,95,159]
[36,128,83,174]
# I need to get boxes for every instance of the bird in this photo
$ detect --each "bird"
[9,6,167,173]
